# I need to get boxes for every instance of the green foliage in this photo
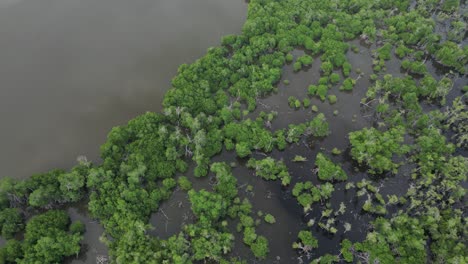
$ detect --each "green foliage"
[264,214,276,224]
[309,84,328,101]
[321,61,333,75]
[411,128,455,185]
[294,55,313,72]
[4,0,466,262]
[441,0,460,13]
[303,98,311,108]
[288,96,302,109]
[340,239,354,262]
[298,230,318,248]
[349,126,409,174]
[155,233,191,263]
[377,43,392,60]
[340,78,355,91]
[58,165,88,203]
[69,221,85,235]
[355,180,389,216]
[0,239,23,263]
[311,254,340,264]
[211,162,238,200]
[189,189,228,224]
[355,215,427,264]
[328,94,337,104]
[177,176,192,191]
[237,205,269,259]
[320,24,349,67]
[292,181,334,212]
[0,160,90,211]
[331,148,341,155]
[19,210,83,263]
[292,155,307,162]
[309,113,330,137]
[395,44,412,58]
[448,20,466,43]
[247,157,291,186]
[315,153,347,181]
[299,55,313,66]
[307,84,318,96]
[286,113,330,143]
[342,62,352,77]
[434,41,467,74]
[446,97,467,148]
[362,198,387,215]
[0,208,23,239]
[111,220,163,263]
[329,73,340,84]
[189,227,234,261]
[224,118,279,157]
[401,59,427,75]
[293,230,318,253]
[250,235,269,259]
[293,61,302,72]
[30,168,85,208]
[426,209,468,263]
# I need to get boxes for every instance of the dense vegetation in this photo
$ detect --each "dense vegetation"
[0,0,466,263]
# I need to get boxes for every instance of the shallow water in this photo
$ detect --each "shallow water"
[147,37,467,262]
[147,42,395,262]
[66,206,108,264]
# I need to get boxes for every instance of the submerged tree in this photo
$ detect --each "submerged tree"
[314,152,347,181]
[349,126,409,174]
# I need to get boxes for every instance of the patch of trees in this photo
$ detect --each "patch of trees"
[314,153,347,181]
[292,182,334,212]
[286,113,330,143]
[445,97,467,148]
[0,210,83,263]
[1,0,467,262]
[247,157,291,186]
[349,126,409,174]
[0,161,90,210]
[224,119,276,157]
[292,230,318,256]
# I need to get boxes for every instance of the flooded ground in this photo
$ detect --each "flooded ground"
[148,43,385,262]
[148,39,467,262]
[66,206,108,264]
